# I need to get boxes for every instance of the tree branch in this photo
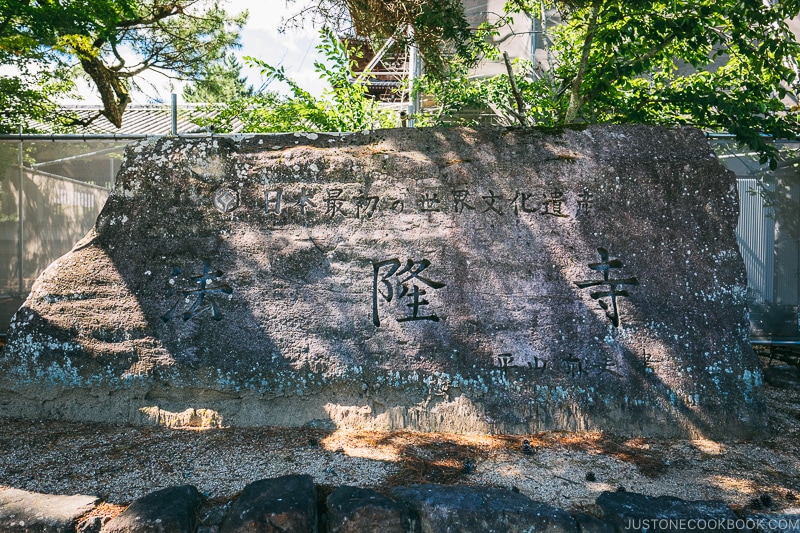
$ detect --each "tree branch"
[60,110,104,128]
[565,1,600,124]
[503,51,528,126]
[618,34,678,73]
[79,54,130,128]
[115,1,186,30]
[109,41,127,71]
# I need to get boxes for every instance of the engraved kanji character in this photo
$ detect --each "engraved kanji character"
[541,188,569,217]
[295,187,317,215]
[325,188,346,218]
[510,192,537,215]
[372,258,446,327]
[452,190,475,213]
[562,355,584,378]
[418,192,441,212]
[574,247,639,328]
[596,353,622,378]
[577,188,594,215]
[353,191,379,218]
[161,261,233,322]
[527,356,548,371]
[482,189,504,215]
[265,188,283,215]
[497,354,514,374]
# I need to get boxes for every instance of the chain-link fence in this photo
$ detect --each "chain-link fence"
[0,139,129,326]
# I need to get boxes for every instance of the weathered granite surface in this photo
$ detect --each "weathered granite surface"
[0,488,97,533]
[0,125,764,437]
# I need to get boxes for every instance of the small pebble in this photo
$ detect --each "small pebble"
[461,459,475,475]
[585,471,597,482]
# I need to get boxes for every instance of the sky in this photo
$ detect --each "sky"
[206,0,329,99]
[71,0,329,105]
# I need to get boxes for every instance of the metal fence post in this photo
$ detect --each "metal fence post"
[171,93,178,136]
[17,126,24,295]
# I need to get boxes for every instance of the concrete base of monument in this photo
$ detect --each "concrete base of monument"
[0,126,767,439]
[0,370,765,438]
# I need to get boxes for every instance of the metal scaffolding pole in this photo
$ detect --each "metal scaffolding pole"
[407,26,422,127]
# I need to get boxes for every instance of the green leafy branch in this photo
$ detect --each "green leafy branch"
[191,28,397,133]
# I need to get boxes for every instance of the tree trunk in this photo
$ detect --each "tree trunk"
[565,2,601,124]
[79,55,130,128]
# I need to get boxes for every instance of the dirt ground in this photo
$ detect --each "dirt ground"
[0,356,798,520]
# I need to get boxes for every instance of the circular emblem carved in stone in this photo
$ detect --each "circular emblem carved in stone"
[213,187,239,213]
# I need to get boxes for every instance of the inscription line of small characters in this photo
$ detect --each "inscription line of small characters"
[264,186,595,218]
[495,352,622,377]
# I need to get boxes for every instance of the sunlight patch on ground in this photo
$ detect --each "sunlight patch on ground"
[708,475,757,497]
[691,438,726,456]
[319,429,508,462]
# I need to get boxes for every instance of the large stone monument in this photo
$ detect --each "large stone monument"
[0,126,765,437]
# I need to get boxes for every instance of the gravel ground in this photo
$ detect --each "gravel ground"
[1,375,798,515]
